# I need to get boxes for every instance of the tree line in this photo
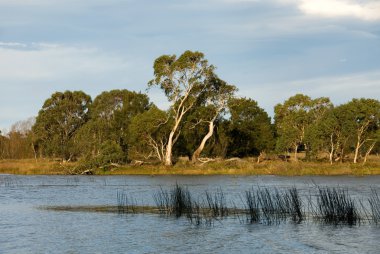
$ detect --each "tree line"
[0,51,379,167]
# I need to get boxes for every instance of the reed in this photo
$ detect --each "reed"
[153,186,171,214]
[204,188,229,218]
[43,184,380,227]
[286,187,303,222]
[153,184,193,218]
[315,187,360,225]
[244,189,261,223]
[369,189,380,224]
[243,187,304,224]
[116,190,137,214]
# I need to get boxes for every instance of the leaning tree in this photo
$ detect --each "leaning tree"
[148,50,215,166]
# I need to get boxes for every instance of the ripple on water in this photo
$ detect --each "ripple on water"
[0,175,379,253]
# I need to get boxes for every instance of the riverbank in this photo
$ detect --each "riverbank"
[0,157,379,176]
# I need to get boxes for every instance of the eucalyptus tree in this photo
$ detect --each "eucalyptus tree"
[341,98,380,163]
[128,105,171,161]
[227,97,274,158]
[307,107,345,163]
[32,91,92,161]
[274,94,331,161]
[362,129,380,164]
[148,50,215,166]
[191,75,237,163]
[75,89,150,160]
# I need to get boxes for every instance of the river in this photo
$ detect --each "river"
[1,175,379,253]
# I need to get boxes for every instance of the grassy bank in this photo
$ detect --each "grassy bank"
[0,159,75,175]
[100,159,380,176]
[2,157,379,176]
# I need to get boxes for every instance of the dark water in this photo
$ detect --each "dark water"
[1,174,379,253]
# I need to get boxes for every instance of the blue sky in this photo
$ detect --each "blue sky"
[0,0,379,130]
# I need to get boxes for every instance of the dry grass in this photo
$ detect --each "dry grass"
[0,159,75,175]
[100,156,380,176]
[1,155,379,176]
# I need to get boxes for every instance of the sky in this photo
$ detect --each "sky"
[0,0,379,130]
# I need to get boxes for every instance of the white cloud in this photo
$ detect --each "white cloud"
[0,42,27,48]
[298,0,380,21]
[220,0,380,21]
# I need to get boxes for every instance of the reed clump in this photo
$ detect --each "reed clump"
[314,187,360,225]
[153,184,230,225]
[43,184,380,227]
[244,187,303,224]
[153,184,192,218]
[369,189,380,224]
[204,189,229,218]
[116,190,137,214]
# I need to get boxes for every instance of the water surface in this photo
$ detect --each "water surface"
[1,175,379,253]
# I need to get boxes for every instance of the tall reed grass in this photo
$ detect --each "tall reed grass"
[116,190,137,214]
[314,187,360,225]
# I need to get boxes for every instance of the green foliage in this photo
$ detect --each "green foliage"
[76,140,125,171]
[274,94,332,159]
[97,140,125,164]
[128,105,171,161]
[33,91,91,160]
[74,89,150,160]
[226,97,274,157]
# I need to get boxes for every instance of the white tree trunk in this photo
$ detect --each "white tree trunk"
[294,144,298,162]
[164,131,175,166]
[329,133,334,164]
[192,121,214,163]
[354,139,361,164]
[363,142,376,165]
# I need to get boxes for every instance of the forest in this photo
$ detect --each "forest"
[0,51,379,172]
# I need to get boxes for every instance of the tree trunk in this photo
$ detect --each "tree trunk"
[340,147,344,163]
[354,139,360,164]
[163,109,186,166]
[32,143,38,162]
[363,142,376,165]
[164,131,175,166]
[329,134,334,165]
[192,121,214,163]
[294,144,298,162]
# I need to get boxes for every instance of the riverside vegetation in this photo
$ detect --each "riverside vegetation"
[43,184,380,227]
[0,50,379,175]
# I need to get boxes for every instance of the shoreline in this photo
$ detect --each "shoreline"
[0,158,379,176]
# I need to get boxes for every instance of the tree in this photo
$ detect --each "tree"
[307,107,346,163]
[275,94,331,161]
[4,118,36,159]
[191,75,236,163]
[362,129,380,164]
[74,89,150,160]
[227,97,274,158]
[128,105,171,161]
[341,98,380,163]
[32,91,91,161]
[148,50,215,165]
